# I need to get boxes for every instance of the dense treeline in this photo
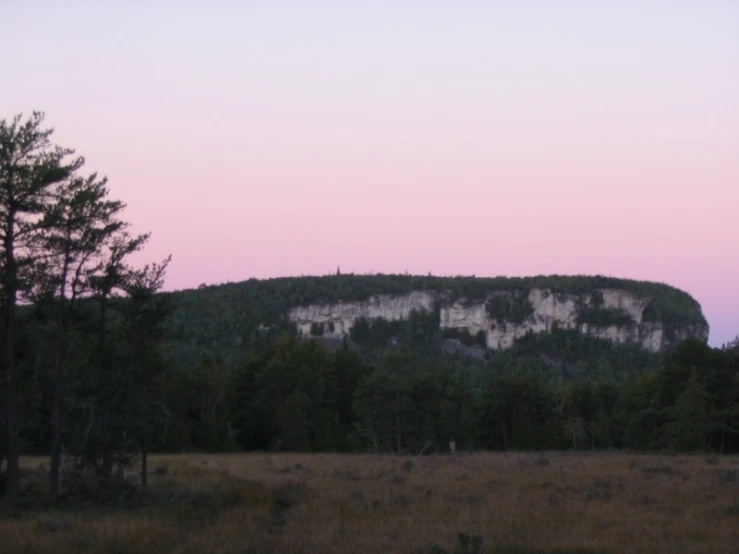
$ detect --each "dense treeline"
[154,334,739,455]
[6,316,738,477]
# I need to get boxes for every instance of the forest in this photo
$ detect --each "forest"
[1,112,738,509]
[163,271,707,364]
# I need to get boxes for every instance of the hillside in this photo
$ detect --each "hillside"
[163,274,708,365]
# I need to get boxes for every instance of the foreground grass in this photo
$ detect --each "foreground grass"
[2,451,738,553]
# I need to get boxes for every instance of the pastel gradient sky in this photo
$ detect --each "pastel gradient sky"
[3,1,738,345]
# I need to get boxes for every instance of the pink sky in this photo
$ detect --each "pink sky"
[3,2,738,345]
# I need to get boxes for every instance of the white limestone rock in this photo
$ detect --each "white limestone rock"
[286,288,708,353]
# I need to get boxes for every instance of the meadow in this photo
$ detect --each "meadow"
[2,451,738,554]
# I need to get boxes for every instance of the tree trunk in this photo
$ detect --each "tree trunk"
[572,426,578,451]
[97,296,113,483]
[50,256,69,501]
[101,445,114,482]
[3,219,19,502]
[395,386,402,453]
[3,311,20,502]
[501,404,508,450]
[141,449,148,488]
[49,395,61,498]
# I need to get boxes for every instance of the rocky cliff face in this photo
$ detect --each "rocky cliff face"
[287,288,709,353]
[289,291,437,338]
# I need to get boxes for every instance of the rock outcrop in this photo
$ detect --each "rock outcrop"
[289,291,437,337]
[287,288,709,353]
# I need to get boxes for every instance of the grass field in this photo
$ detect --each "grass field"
[2,451,738,553]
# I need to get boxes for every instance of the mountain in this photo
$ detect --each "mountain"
[163,274,708,365]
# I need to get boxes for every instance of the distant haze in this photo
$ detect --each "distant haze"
[3,1,737,346]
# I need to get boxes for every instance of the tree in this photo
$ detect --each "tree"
[78,230,151,481]
[276,391,312,451]
[41,172,130,499]
[406,370,471,453]
[117,257,172,487]
[0,112,82,501]
[662,369,710,451]
[702,340,739,453]
[352,352,416,452]
[1,112,170,498]
[327,339,369,450]
[352,371,397,451]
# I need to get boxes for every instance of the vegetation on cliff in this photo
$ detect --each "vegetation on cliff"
[164,273,707,361]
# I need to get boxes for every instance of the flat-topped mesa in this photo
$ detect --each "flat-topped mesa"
[288,287,709,353]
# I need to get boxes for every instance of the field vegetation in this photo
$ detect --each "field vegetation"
[3,452,738,554]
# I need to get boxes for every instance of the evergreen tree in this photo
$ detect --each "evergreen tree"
[41,172,131,498]
[276,391,312,451]
[0,112,82,501]
[663,369,710,451]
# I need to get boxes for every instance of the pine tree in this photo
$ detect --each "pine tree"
[0,112,82,501]
[41,172,131,498]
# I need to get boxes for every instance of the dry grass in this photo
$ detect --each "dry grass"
[2,451,738,553]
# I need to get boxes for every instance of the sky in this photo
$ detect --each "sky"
[2,1,738,346]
